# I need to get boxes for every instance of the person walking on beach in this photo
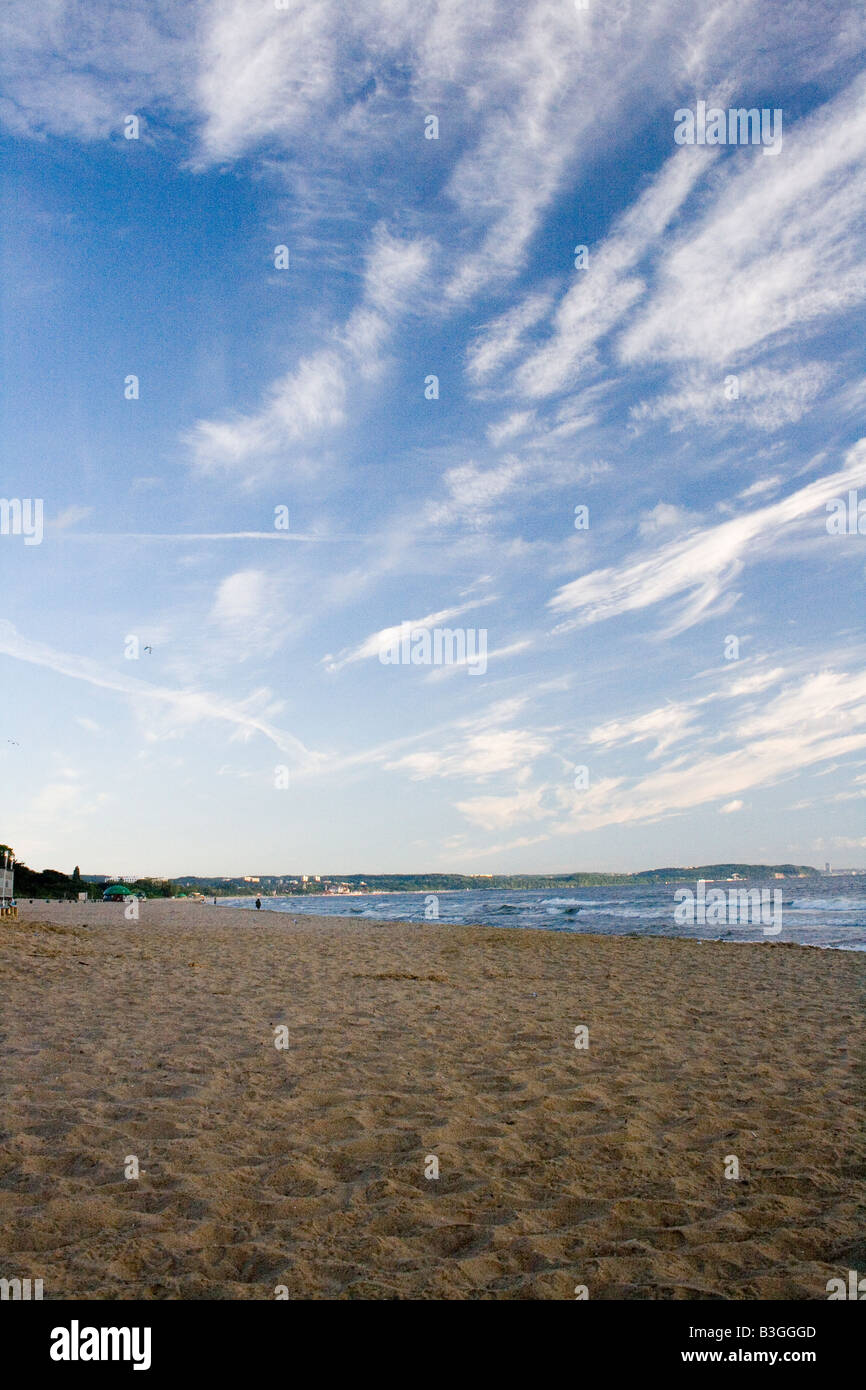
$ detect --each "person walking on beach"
[255,897,262,910]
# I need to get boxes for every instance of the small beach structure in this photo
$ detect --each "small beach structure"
[102,883,134,903]
[1,852,17,919]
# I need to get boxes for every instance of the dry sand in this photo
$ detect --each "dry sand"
[1,900,863,1300]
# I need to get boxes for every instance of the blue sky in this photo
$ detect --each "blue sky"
[1,0,866,877]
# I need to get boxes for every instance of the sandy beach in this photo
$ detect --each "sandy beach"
[1,900,863,1300]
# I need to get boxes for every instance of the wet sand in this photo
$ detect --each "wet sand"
[1,900,863,1299]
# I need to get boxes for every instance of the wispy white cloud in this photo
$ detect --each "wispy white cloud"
[46,504,93,532]
[425,637,533,680]
[17,772,112,850]
[456,785,550,831]
[322,596,495,673]
[588,703,700,759]
[0,0,194,141]
[466,293,553,384]
[211,569,270,628]
[450,656,866,842]
[514,149,714,399]
[630,363,833,432]
[425,459,527,527]
[738,476,782,501]
[638,502,696,537]
[554,663,866,834]
[185,224,432,478]
[389,726,550,782]
[384,692,554,783]
[485,409,536,447]
[195,0,338,163]
[0,619,325,769]
[436,0,803,303]
[588,663,789,758]
[619,70,866,368]
[549,439,866,634]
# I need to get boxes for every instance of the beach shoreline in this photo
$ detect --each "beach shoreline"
[1,900,863,1300]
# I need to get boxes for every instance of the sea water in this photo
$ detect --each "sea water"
[222,875,866,950]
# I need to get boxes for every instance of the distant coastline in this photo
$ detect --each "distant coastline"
[6,852,854,901]
[170,862,827,898]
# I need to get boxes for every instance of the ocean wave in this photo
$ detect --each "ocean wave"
[568,906,672,919]
[785,897,866,911]
[540,897,634,907]
[217,888,866,950]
